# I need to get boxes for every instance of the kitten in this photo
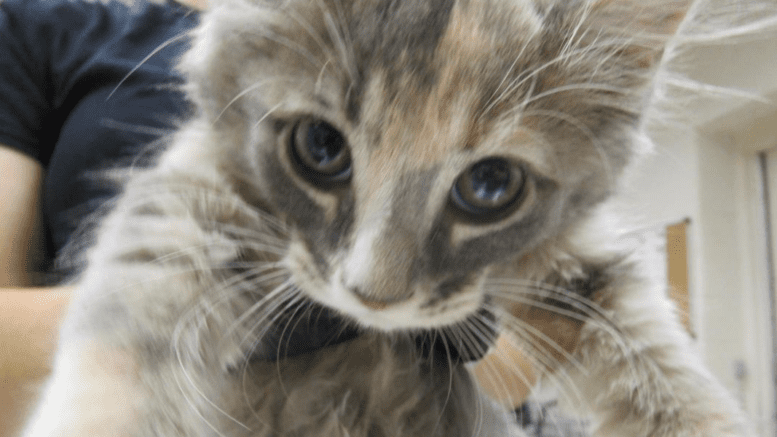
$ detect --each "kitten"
[23,0,751,436]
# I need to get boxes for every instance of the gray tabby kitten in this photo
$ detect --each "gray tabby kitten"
[23,0,750,436]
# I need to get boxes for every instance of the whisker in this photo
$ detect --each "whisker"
[486,281,645,395]
[561,3,593,58]
[285,9,337,68]
[76,258,281,309]
[518,82,634,108]
[213,79,293,124]
[253,102,285,129]
[487,278,639,360]
[430,328,457,437]
[251,28,323,71]
[488,278,615,323]
[107,32,191,101]
[519,108,615,189]
[272,293,309,398]
[474,348,522,408]
[231,280,298,347]
[277,297,314,361]
[324,0,358,83]
[492,313,572,375]
[491,40,626,110]
[454,325,487,437]
[171,295,253,434]
[488,291,622,370]
[480,39,533,118]
[235,292,303,434]
[495,318,588,409]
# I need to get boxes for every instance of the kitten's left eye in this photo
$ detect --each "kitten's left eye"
[450,157,525,219]
[290,118,351,186]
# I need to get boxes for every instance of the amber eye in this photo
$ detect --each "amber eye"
[450,158,525,219]
[290,118,351,186]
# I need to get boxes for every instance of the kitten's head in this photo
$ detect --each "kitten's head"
[178,0,689,332]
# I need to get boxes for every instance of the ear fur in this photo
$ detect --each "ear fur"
[583,0,694,67]
[589,0,691,34]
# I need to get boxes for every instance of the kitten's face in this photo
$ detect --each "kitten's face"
[183,0,684,332]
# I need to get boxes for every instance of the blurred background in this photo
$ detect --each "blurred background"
[611,20,777,437]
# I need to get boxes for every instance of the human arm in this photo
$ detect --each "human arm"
[474,334,536,408]
[0,146,73,437]
[0,146,44,287]
[0,288,71,437]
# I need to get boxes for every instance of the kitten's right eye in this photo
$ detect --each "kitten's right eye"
[289,118,351,186]
[450,157,526,221]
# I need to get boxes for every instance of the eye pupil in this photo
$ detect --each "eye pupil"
[307,122,344,167]
[470,160,511,201]
[290,118,351,185]
[451,157,525,220]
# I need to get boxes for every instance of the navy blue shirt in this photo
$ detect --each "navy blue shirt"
[0,0,199,278]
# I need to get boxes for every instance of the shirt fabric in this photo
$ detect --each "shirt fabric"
[0,0,199,279]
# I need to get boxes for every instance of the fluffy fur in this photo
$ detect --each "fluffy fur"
[22,0,763,436]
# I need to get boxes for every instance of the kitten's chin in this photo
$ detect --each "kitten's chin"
[304,280,483,333]
[299,289,499,363]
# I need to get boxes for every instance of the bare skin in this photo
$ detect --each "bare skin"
[0,146,73,437]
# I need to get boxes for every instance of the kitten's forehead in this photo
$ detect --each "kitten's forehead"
[349,0,543,75]
[354,0,546,160]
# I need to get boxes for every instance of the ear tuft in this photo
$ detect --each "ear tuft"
[588,0,693,35]
[585,0,694,67]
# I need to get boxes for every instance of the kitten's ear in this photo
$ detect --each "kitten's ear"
[583,0,693,67]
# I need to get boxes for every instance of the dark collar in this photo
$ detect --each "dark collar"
[247,304,497,364]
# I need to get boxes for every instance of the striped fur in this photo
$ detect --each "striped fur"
[23,0,754,436]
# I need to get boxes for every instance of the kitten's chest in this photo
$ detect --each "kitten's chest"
[191,336,511,437]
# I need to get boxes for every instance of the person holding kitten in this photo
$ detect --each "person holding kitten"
[0,0,533,435]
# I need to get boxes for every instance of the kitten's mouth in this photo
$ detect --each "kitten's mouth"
[414,307,499,363]
[247,302,498,364]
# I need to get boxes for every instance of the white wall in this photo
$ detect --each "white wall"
[610,121,774,436]
[615,127,701,227]
[603,16,777,432]
[695,131,767,419]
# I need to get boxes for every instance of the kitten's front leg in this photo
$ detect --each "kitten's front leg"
[21,172,265,437]
[21,268,241,437]
[566,268,749,437]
